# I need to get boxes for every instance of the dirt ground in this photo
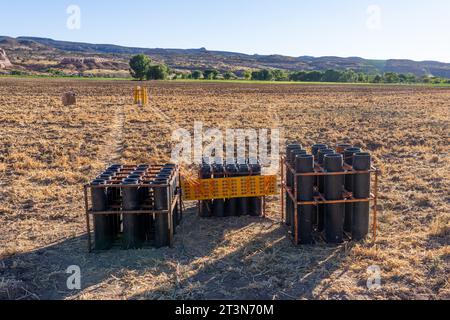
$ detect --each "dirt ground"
[0,78,448,300]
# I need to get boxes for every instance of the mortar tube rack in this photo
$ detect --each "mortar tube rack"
[280,155,379,245]
[83,165,183,252]
[196,165,268,218]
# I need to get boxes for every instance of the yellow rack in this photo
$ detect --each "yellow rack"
[133,86,149,105]
[181,175,278,201]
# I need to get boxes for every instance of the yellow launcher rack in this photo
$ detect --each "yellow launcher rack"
[181,175,278,201]
[134,86,149,105]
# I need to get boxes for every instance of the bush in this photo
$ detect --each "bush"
[251,69,274,81]
[223,71,237,80]
[272,69,288,81]
[10,70,28,76]
[191,70,203,80]
[47,68,65,77]
[244,70,252,80]
[203,69,219,80]
[322,69,341,82]
[146,64,169,80]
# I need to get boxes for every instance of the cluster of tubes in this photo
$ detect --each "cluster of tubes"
[90,163,180,250]
[199,158,263,217]
[285,143,372,244]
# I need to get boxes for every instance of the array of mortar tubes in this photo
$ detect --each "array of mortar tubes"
[286,143,372,244]
[199,157,263,217]
[90,163,180,250]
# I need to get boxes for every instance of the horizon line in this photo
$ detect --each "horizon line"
[2,34,450,64]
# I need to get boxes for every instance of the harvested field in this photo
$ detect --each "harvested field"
[0,78,448,300]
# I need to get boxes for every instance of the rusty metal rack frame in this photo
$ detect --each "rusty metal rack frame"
[196,196,268,218]
[195,166,270,218]
[83,165,183,252]
[280,156,380,245]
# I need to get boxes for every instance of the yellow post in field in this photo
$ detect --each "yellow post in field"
[134,86,149,107]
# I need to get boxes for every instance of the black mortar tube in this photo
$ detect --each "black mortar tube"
[224,163,238,216]
[160,167,177,227]
[153,178,170,248]
[91,179,113,250]
[343,147,361,232]
[237,164,250,216]
[337,144,352,155]
[344,147,361,166]
[352,152,372,240]
[212,163,225,217]
[312,144,328,161]
[248,161,262,217]
[317,149,335,232]
[108,164,123,173]
[122,178,143,249]
[285,144,303,226]
[199,164,212,217]
[164,164,180,224]
[99,173,119,241]
[289,149,307,227]
[324,154,345,244]
[110,181,122,236]
[294,154,315,244]
[311,144,328,223]
[105,167,121,235]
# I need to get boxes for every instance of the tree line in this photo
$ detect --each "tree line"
[129,54,450,84]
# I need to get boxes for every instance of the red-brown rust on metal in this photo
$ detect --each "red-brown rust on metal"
[280,155,380,245]
[84,164,182,251]
[373,168,380,242]
[84,185,92,252]
[280,156,284,223]
[294,172,299,245]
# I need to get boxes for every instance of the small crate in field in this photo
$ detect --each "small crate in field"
[62,91,76,106]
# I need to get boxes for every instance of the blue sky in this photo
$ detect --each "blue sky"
[1,0,449,62]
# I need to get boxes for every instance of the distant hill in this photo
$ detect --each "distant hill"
[1,36,450,78]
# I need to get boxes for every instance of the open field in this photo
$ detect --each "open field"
[0,78,448,300]
[3,75,450,86]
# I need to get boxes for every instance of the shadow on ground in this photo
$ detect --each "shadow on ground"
[0,207,351,300]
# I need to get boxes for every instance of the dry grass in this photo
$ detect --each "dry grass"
[0,78,448,300]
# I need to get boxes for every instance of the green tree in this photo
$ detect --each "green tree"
[289,71,306,81]
[244,70,252,80]
[372,74,383,83]
[339,70,358,83]
[272,69,288,81]
[383,72,400,83]
[251,69,274,81]
[322,69,341,82]
[129,54,151,80]
[405,73,417,83]
[47,68,66,77]
[224,71,237,80]
[303,71,323,82]
[146,64,169,80]
[180,72,190,80]
[357,73,368,83]
[191,70,203,79]
[203,69,219,80]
